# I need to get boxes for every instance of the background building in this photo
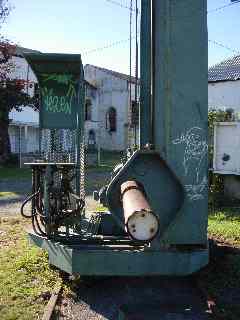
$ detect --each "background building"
[84,64,139,151]
[209,55,240,200]
[208,55,240,113]
[8,53,139,154]
[8,46,39,155]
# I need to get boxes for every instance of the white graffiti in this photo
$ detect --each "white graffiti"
[173,127,208,201]
[185,176,208,201]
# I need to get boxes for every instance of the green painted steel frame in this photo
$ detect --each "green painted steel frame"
[28,231,208,276]
[25,0,210,277]
[140,0,152,147]
[107,0,209,246]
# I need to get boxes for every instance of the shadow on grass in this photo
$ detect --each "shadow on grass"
[198,240,240,319]
[209,206,240,222]
[0,166,31,180]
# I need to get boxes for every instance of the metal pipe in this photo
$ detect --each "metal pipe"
[121,180,159,241]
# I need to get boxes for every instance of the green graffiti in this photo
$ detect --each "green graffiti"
[41,86,76,115]
[40,73,77,115]
[42,73,76,85]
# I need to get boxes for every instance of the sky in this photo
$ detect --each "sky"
[1,0,240,75]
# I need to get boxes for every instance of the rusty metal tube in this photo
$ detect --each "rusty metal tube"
[121,181,159,241]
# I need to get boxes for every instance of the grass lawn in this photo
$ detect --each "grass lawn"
[0,191,18,197]
[208,209,240,245]
[0,151,122,180]
[87,150,122,172]
[0,217,62,320]
[0,167,31,180]
[200,209,240,320]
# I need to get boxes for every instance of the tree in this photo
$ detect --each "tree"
[0,1,39,164]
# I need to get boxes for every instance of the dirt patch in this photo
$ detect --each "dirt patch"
[0,168,111,217]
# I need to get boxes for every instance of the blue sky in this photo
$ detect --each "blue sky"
[2,0,240,74]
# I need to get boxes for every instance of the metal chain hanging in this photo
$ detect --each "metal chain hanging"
[40,128,85,201]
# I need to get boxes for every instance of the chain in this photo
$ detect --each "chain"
[39,128,86,202]
[80,135,86,203]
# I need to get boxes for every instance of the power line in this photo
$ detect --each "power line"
[82,34,139,56]
[208,1,240,14]
[104,0,135,11]
[83,34,239,59]
[84,0,240,58]
[104,0,239,15]
[208,39,240,55]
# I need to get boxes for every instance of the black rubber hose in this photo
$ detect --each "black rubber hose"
[20,190,40,218]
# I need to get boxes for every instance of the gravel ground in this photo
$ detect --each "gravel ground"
[0,170,110,217]
[57,277,209,320]
[0,180,31,216]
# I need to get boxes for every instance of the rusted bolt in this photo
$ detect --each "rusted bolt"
[131,224,135,229]
[141,213,145,218]
[133,229,136,233]
[150,228,155,233]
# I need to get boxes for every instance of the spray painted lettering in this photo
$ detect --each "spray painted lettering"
[41,74,77,115]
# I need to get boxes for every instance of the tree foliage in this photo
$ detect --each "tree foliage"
[0,0,39,164]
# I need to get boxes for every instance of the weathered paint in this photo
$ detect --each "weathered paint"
[24,53,84,129]
[28,231,208,276]
[152,0,209,245]
[26,0,209,276]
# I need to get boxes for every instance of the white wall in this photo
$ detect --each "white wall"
[9,55,39,126]
[208,80,240,111]
[10,56,37,96]
[213,122,240,174]
[9,125,39,154]
[84,65,129,151]
[9,106,39,125]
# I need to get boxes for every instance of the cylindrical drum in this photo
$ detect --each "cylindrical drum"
[121,180,159,241]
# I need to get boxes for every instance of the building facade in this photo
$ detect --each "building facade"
[208,55,240,113]
[84,64,139,151]
[8,47,40,155]
[209,55,240,199]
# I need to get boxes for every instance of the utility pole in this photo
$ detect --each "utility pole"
[128,0,133,148]
[134,0,139,148]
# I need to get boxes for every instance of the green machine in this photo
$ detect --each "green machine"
[21,0,208,276]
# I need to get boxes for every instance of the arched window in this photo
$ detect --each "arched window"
[88,129,96,146]
[85,98,92,121]
[106,107,117,132]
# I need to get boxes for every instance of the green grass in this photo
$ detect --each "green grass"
[0,191,18,197]
[0,217,62,320]
[208,209,240,245]
[0,152,121,179]
[203,209,240,319]
[87,151,122,172]
[0,167,31,180]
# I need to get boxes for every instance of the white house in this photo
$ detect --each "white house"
[209,55,240,199]
[208,55,240,113]
[8,46,40,154]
